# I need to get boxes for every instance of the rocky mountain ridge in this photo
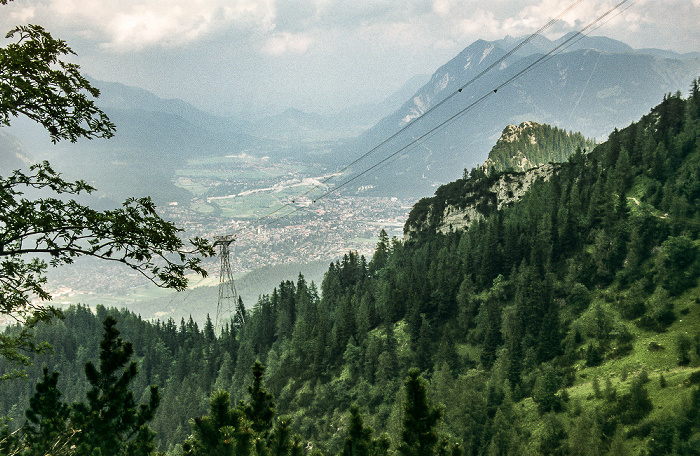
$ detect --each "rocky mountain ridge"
[481,121,595,174]
[404,119,589,236]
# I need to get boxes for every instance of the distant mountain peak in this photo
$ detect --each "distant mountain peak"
[343,32,700,197]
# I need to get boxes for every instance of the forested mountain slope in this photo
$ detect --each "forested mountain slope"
[405,121,594,235]
[3,81,700,456]
[482,121,595,174]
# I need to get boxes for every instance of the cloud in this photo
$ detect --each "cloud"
[1,0,277,51]
[4,4,36,23]
[2,0,699,115]
[3,0,697,55]
[260,31,313,55]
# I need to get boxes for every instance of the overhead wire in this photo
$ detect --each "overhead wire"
[336,0,637,188]
[238,0,589,235]
[158,274,207,321]
[205,0,635,314]
[246,0,634,232]
[542,0,639,62]
[348,0,641,179]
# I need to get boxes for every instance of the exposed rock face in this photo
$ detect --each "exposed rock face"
[498,121,540,144]
[481,121,540,174]
[405,163,559,238]
[439,204,483,234]
[436,163,557,234]
[403,119,588,238]
[490,163,556,210]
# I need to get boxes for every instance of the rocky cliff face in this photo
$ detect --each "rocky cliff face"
[405,163,559,237]
[403,119,591,237]
[481,121,541,174]
[336,34,700,198]
[438,163,557,234]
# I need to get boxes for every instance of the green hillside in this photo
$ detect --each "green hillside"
[2,80,700,456]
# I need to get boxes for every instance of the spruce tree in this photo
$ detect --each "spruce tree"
[341,405,390,456]
[268,416,292,456]
[341,405,372,456]
[183,362,275,456]
[183,389,247,456]
[480,297,503,370]
[398,368,442,456]
[243,361,276,438]
[369,229,390,276]
[235,296,248,330]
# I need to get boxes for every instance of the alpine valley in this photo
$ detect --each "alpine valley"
[2,32,700,456]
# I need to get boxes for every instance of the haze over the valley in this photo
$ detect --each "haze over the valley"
[2,0,700,323]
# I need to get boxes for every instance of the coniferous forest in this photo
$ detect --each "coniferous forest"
[2,81,700,455]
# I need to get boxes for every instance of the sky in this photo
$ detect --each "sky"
[2,0,700,116]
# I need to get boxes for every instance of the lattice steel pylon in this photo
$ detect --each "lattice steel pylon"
[214,235,237,332]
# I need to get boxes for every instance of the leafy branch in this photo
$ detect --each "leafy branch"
[0,23,115,142]
[0,162,214,379]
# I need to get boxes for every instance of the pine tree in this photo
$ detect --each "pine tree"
[688,77,700,121]
[340,405,373,456]
[536,299,562,364]
[616,373,653,425]
[268,415,292,456]
[235,296,248,330]
[182,389,247,456]
[398,368,442,456]
[533,365,561,414]
[183,362,275,456]
[23,368,71,455]
[71,316,160,456]
[568,413,602,456]
[487,404,520,456]
[480,297,503,370]
[370,229,391,276]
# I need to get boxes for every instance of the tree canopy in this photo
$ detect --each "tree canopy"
[0,1,214,379]
[0,14,115,142]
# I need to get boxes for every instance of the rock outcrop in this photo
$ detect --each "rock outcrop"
[404,163,560,238]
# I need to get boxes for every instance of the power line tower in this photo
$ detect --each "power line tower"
[214,235,237,332]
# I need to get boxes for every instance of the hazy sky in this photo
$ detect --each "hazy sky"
[2,0,699,116]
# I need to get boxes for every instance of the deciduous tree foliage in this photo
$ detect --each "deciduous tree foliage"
[0,0,114,143]
[0,0,214,378]
[3,30,700,453]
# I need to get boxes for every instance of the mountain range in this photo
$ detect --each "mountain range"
[1,33,699,204]
[0,74,426,204]
[339,33,700,196]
